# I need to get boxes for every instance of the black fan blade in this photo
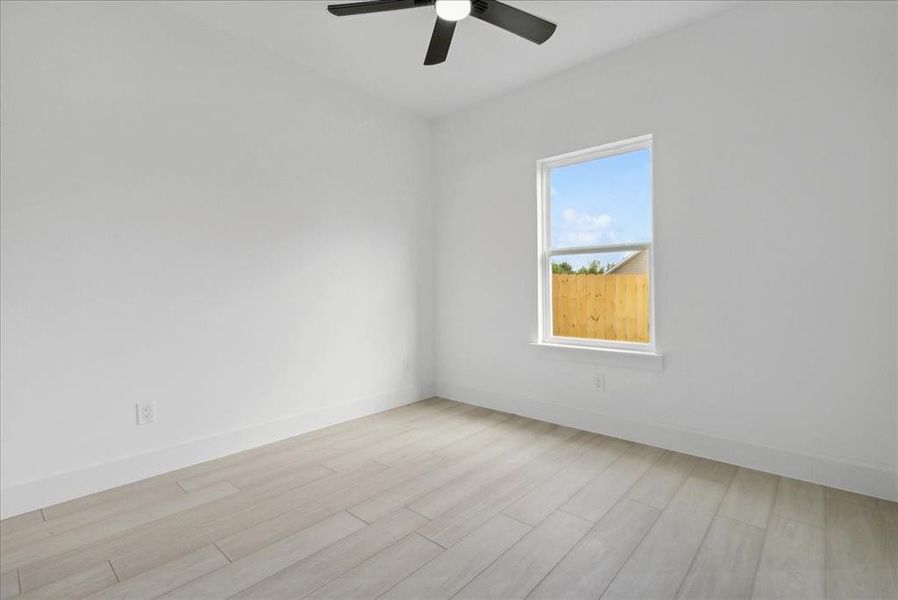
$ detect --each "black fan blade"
[327,0,431,17]
[471,0,556,44]
[424,18,456,65]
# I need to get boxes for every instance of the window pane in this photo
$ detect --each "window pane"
[549,148,651,250]
[550,250,650,343]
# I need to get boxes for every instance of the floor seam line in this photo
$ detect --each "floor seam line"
[404,505,432,521]
[107,559,121,583]
[345,508,371,525]
[213,541,233,562]
[670,482,728,599]
[498,512,536,529]
[371,533,446,599]
[746,476,781,600]
[600,496,664,598]
[516,510,594,597]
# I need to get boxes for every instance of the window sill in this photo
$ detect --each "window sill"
[530,341,664,371]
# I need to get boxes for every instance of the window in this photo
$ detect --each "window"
[537,135,654,351]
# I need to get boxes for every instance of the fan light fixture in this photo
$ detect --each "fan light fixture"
[327,0,557,66]
[434,0,471,21]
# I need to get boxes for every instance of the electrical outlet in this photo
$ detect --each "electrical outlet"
[136,402,156,426]
[594,374,606,392]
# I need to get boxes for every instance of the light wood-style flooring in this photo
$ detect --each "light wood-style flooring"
[1,398,897,599]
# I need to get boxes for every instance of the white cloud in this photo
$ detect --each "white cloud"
[562,208,613,230]
[556,209,618,247]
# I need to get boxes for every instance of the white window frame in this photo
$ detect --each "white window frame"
[536,134,656,352]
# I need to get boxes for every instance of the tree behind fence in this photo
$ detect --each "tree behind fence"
[552,273,650,343]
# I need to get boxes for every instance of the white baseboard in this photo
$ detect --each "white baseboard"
[0,386,426,518]
[436,381,898,502]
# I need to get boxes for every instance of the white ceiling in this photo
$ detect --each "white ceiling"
[167,1,739,117]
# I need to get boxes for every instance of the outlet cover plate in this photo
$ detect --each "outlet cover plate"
[136,402,156,426]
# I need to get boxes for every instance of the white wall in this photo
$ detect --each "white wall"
[433,2,898,499]
[2,1,896,517]
[0,1,433,516]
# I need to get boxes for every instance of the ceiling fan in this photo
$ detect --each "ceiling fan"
[326,0,557,66]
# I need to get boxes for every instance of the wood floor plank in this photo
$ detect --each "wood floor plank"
[226,459,337,494]
[347,419,539,523]
[602,477,727,600]
[361,409,489,469]
[174,400,451,492]
[676,516,765,599]
[504,437,630,526]
[528,500,659,600]
[455,510,592,600]
[32,401,441,525]
[417,432,593,547]
[4,399,896,600]
[232,508,428,599]
[879,499,898,579]
[771,477,824,529]
[320,404,478,472]
[717,468,778,529]
[380,514,531,600]
[228,463,336,499]
[407,420,563,519]
[625,450,698,510]
[435,414,533,460]
[0,511,43,536]
[177,441,346,492]
[212,504,361,566]
[2,483,187,552]
[826,496,898,599]
[40,478,189,524]
[0,529,54,554]
[85,545,229,600]
[689,458,737,485]
[825,485,880,512]
[2,482,239,574]
[266,398,447,452]
[375,408,510,466]
[159,512,365,599]
[305,534,443,600]
[18,463,376,590]
[18,562,116,600]
[38,414,342,522]
[751,515,824,600]
[179,420,406,492]
[49,483,187,530]
[422,411,523,462]
[11,406,428,584]
[562,443,663,522]
[0,571,18,600]
[107,461,388,582]
[215,453,444,560]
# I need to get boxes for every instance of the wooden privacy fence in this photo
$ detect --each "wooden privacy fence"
[552,273,650,342]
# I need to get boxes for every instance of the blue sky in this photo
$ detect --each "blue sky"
[549,148,651,269]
